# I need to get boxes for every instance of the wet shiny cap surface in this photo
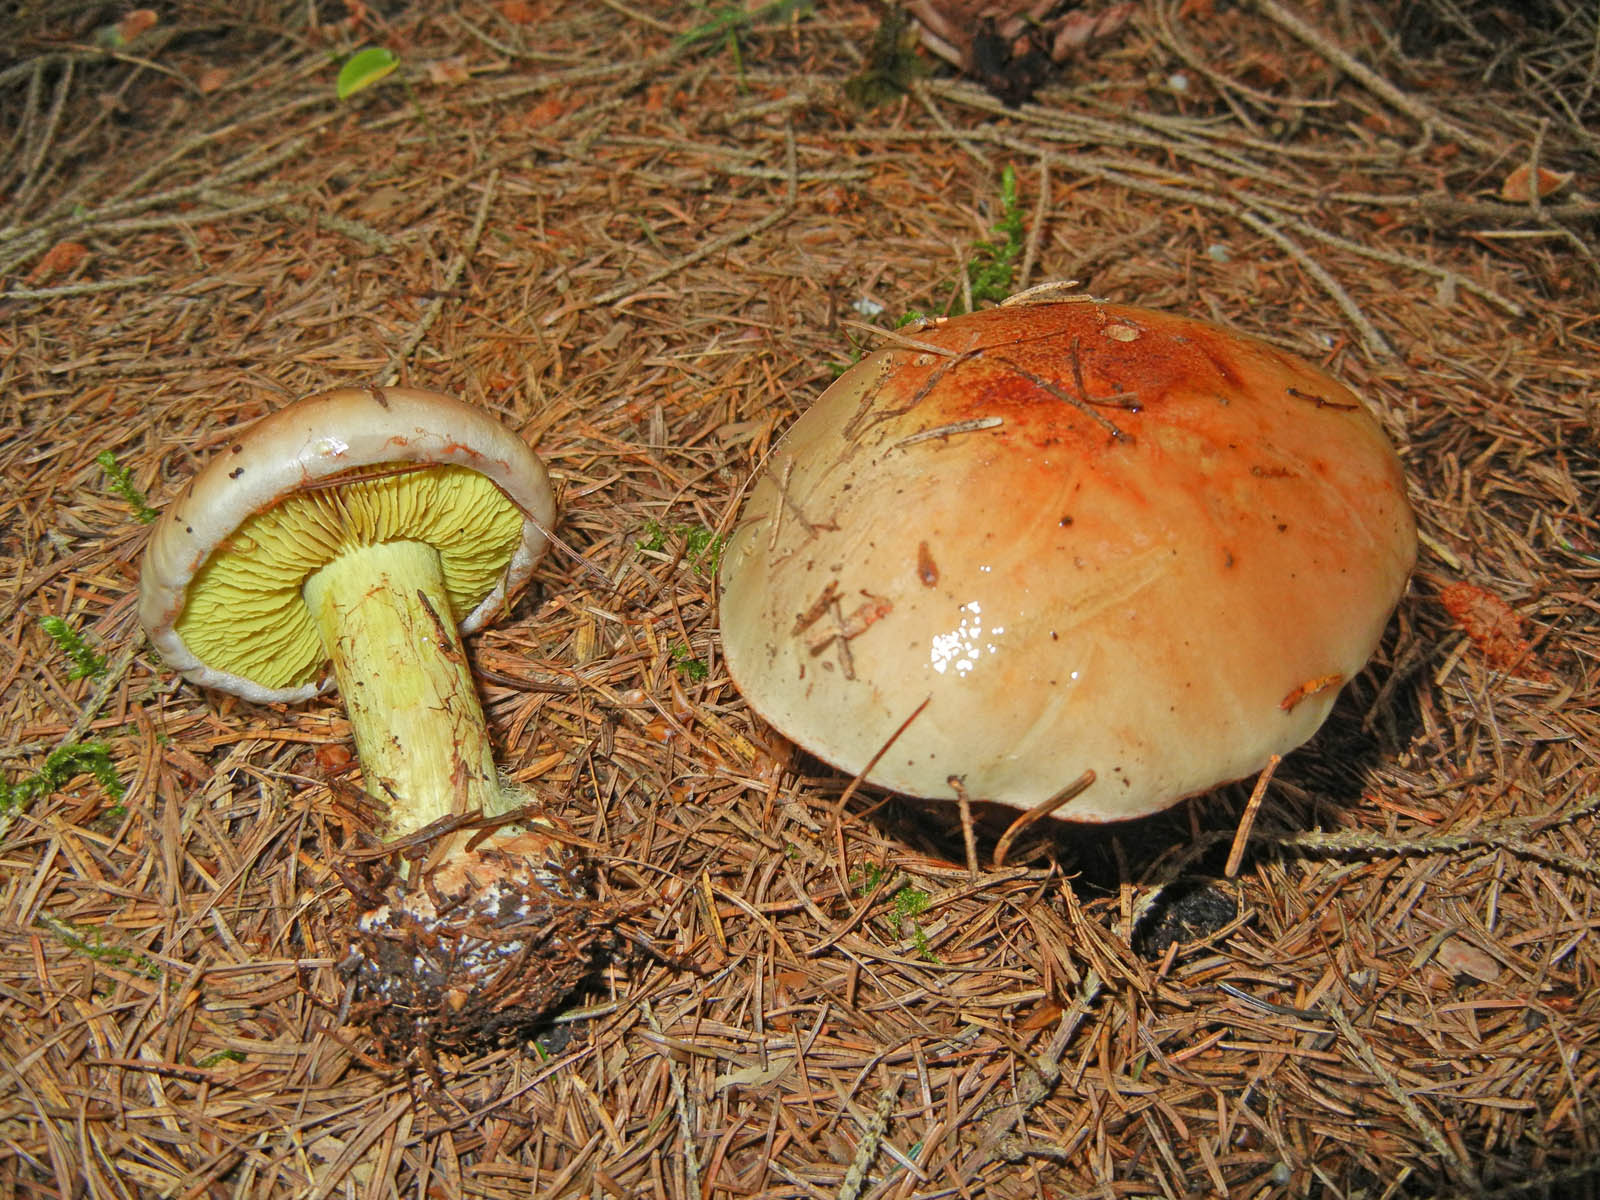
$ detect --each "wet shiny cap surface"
[717,300,1417,820]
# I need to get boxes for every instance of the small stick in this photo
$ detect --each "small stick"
[833,697,932,820]
[1018,154,1051,293]
[992,770,1095,867]
[837,1081,900,1200]
[949,775,980,879]
[7,58,73,219]
[996,358,1129,441]
[1253,0,1501,159]
[1327,1001,1480,1189]
[382,169,500,384]
[892,416,1003,450]
[1225,753,1279,877]
[960,969,1104,1177]
[1235,208,1393,359]
[2,275,162,302]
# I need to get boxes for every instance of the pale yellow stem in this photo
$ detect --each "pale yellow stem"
[303,539,508,839]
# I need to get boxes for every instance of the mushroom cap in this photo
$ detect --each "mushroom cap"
[717,301,1417,821]
[140,386,555,704]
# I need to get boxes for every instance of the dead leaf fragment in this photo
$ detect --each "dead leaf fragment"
[1436,936,1501,983]
[714,1055,794,1091]
[1499,163,1574,203]
[1439,581,1549,680]
[195,66,232,94]
[425,57,472,86]
[118,9,159,43]
[29,241,90,283]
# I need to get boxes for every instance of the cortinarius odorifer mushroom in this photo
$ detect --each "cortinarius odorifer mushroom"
[718,300,1417,822]
[140,386,603,1050]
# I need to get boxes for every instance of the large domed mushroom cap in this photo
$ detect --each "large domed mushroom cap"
[718,300,1417,822]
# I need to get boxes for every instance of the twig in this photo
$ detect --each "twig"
[1253,0,1502,159]
[1236,194,1526,317]
[1,275,163,303]
[960,969,1104,1177]
[1274,820,1600,883]
[381,169,500,385]
[1526,118,1550,219]
[451,10,594,61]
[0,138,312,276]
[992,771,1096,868]
[6,58,73,220]
[205,191,395,253]
[1234,207,1393,358]
[1326,1002,1479,1189]
[1412,195,1600,224]
[594,0,678,33]
[564,125,799,315]
[836,1082,899,1200]
[641,1001,701,1197]
[1018,154,1050,293]
[1225,754,1279,877]
[912,81,993,168]
[1150,788,1600,885]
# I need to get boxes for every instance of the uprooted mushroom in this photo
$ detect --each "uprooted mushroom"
[140,386,607,1052]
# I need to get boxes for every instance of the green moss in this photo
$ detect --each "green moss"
[37,915,160,980]
[966,164,1025,308]
[96,450,157,523]
[1,741,124,816]
[853,865,939,962]
[672,643,709,682]
[40,615,107,681]
[637,519,727,577]
[889,883,930,926]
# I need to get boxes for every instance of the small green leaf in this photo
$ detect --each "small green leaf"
[337,47,400,100]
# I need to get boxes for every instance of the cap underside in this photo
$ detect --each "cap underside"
[174,463,525,691]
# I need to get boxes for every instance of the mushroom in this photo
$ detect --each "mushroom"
[718,300,1417,823]
[140,386,602,1050]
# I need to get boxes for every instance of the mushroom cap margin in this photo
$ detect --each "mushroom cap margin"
[138,386,556,704]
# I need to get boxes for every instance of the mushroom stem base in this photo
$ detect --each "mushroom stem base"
[303,538,508,841]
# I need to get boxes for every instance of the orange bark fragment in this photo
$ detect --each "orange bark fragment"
[1438,581,1548,679]
[29,241,89,283]
[118,9,158,42]
[1499,163,1573,203]
[1279,673,1343,712]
